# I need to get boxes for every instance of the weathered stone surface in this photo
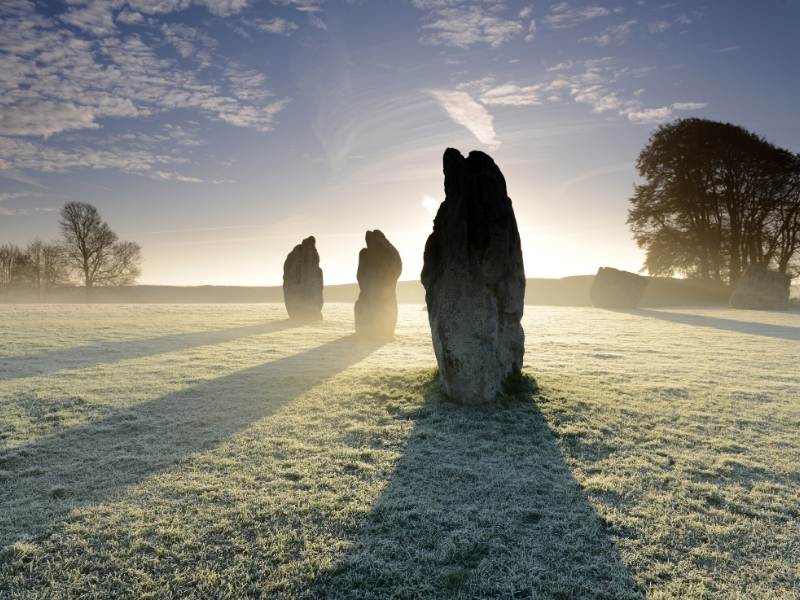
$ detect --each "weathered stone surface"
[590,267,647,309]
[354,230,402,338]
[283,236,323,320]
[730,265,790,310]
[421,148,525,404]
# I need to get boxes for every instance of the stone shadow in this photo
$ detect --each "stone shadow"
[305,375,643,599]
[0,334,384,546]
[0,319,298,381]
[627,309,800,341]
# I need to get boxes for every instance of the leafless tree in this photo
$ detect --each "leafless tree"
[59,202,142,289]
[26,239,70,289]
[0,243,30,291]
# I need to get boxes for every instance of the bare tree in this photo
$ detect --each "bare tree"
[0,243,29,289]
[26,240,70,289]
[59,202,142,289]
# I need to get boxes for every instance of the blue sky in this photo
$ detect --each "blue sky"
[1,0,799,285]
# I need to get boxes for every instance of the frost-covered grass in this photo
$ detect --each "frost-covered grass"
[0,303,798,599]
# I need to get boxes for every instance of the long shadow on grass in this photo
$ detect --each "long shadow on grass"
[0,334,384,547]
[307,374,643,599]
[626,309,800,341]
[0,319,301,382]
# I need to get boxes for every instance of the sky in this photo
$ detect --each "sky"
[1,0,799,286]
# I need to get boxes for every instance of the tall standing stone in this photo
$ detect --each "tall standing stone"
[730,265,791,310]
[283,236,323,321]
[354,230,402,338]
[421,148,526,404]
[590,267,648,309]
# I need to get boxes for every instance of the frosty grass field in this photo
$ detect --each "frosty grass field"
[0,303,798,599]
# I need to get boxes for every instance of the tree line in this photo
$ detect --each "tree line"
[629,118,800,285]
[6,121,798,295]
[0,202,142,293]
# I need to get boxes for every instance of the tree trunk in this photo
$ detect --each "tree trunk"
[84,266,92,303]
[729,230,742,286]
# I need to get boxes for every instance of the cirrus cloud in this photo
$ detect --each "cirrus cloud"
[429,89,499,149]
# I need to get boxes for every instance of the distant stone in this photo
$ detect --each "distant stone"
[283,236,323,320]
[421,148,526,404]
[354,230,402,338]
[730,266,790,310]
[590,267,647,309]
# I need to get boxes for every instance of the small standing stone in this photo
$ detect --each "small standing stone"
[590,267,648,309]
[354,230,402,338]
[421,148,526,405]
[730,265,790,310]
[283,236,323,321]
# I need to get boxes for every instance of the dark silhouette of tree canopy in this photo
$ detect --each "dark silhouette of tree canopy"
[628,118,800,284]
[59,202,142,289]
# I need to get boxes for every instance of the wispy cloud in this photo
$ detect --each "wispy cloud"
[624,101,706,124]
[469,81,543,107]
[0,191,57,216]
[455,59,709,128]
[60,0,117,37]
[525,19,536,42]
[647,9,703,35]
[547,60,574,72]
[245,16,299,35]
[562,58,701,124]
[116,9,145,25]
[413,1,525,48]
[272,0,327,30]
[647,20,671,34]
[674,10,704,27]
[0,0,288,181]
[625,106,673,124]
[0,4,288,137]
[0,102,104,139]
[0,135,207,181]
[543,3,611,29]
[671,102,707,111]
[60,0,251,38]
[429,89,499,148]
[581,19,637,47]
[160,22,218,65]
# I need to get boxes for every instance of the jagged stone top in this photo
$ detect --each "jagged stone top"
[442,147,508,204]
[363,230,401,261]
[364,229,388,249]
[358,229,402,283]
[285,236,319,265]
[296,235,317,253]
[423,147,520,286]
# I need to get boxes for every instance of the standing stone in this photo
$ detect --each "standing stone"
[730,265,791,310]
[354,230,402,338]
[283,236,323,321]
[590,267,648,309]
[421,148,526,404]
